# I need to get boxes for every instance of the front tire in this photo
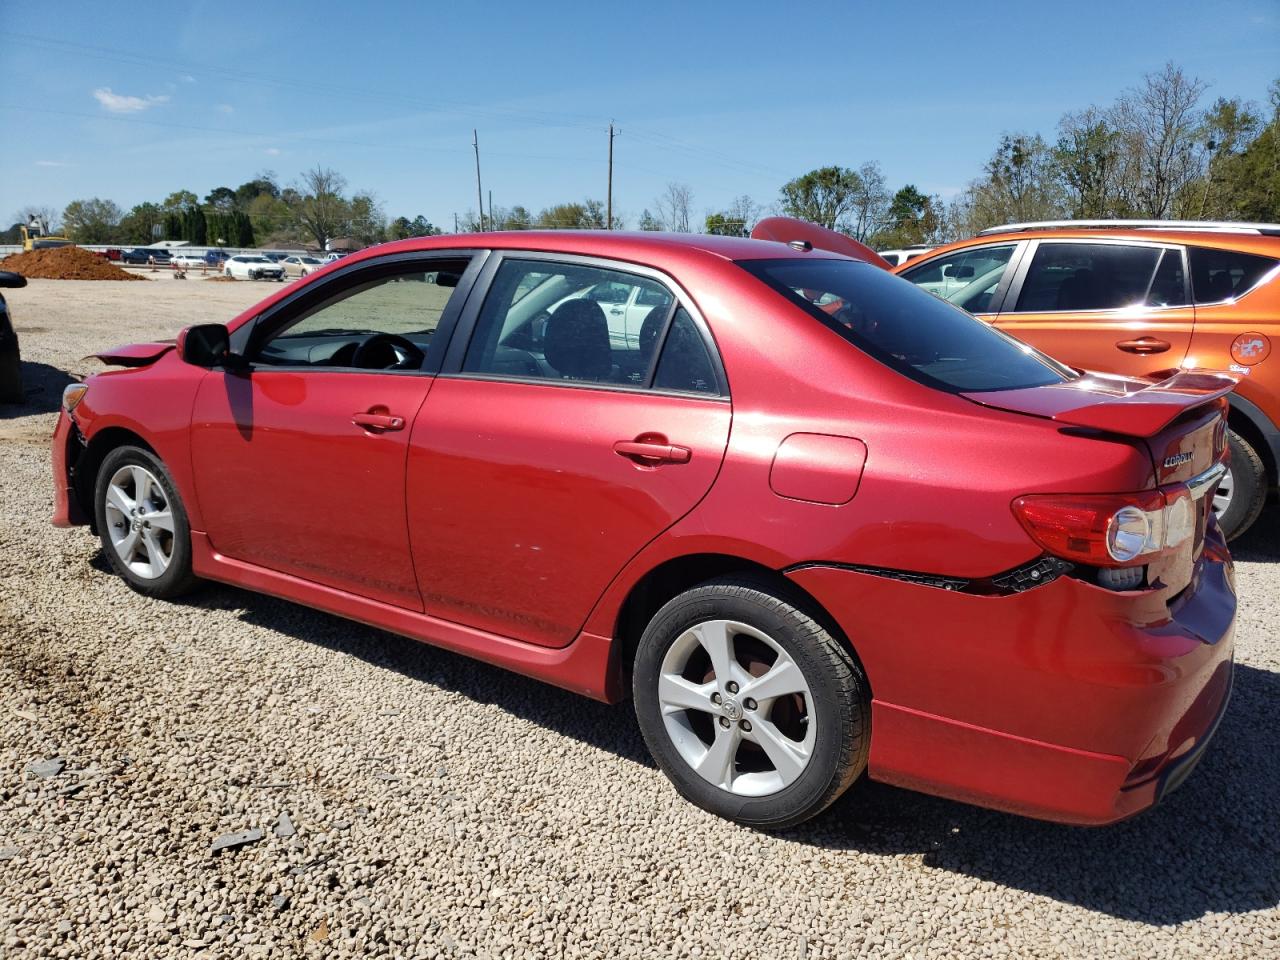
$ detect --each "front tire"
[94,446,198,599]
[633,575,870,830]
[1215,429,1267,540]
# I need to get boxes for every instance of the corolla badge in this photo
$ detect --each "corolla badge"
[1164,451,1195,469]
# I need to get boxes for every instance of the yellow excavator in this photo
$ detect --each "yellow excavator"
[19,216,74,252]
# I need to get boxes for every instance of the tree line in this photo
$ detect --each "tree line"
[8,63,1277,251]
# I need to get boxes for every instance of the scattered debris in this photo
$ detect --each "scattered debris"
[0,246,144,281]
[211,828,264,854]
[271,895,290,912]
[310,919,329,942]
[26,758,65,779]
[274,812,296,838]
[373,771,402,783]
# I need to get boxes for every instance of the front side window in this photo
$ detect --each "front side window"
[254,260,469,370]
[462,258,714,392]
[742,258,1074,393]
[1189,247,1279,303]
[899,244,1016,314]
[1012,242,1166,312]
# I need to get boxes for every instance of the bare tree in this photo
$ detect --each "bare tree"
[15,205,61,235]
[655,182,694,232]
[1112,63,1208,217]
[293,166,350,250]
[847,162,891,241]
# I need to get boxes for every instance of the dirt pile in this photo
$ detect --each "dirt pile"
[0,246,145,281]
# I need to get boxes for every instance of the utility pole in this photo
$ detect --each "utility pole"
[488,190,494,231]
[606,122,617,230]
[453,212,458,234]
[472,129,484,232]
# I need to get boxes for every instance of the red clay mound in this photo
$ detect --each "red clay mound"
[0,246,145,281]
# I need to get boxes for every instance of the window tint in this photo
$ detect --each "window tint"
[1190,247,1279,303]
[255,261,468,369]
[742,258,1073,393]
[899,244,1016,314]
[1013,243,1161,312]
[1146,248,1188,306]
[462,259,675,387]
[654,309,719,394]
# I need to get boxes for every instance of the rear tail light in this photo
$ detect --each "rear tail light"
[1012,485,1195,568]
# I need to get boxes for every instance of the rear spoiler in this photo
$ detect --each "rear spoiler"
[89,341,175,367]
[750,217,893,270]
[962,370,1237,438]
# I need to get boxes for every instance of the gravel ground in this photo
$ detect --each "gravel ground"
[1,279,1277,959]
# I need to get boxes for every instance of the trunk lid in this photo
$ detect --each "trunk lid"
[967,369,1234,600]
[89,340,176,367]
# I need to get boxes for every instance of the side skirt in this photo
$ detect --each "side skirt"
[190,532,621,703]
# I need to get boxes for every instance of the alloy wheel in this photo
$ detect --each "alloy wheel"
[1212,467,1233,518]
[103,464,175,579]
[657,619,816,797]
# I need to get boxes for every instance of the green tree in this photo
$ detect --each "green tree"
[1053,107,1127,218]
[62,198,123,243]
[161,190,199,213]
[1189,95,1265,218]
[951,134,1065,235]
[637,209,662,231]
[235,175,280,208]
[118,202,165,245]
[348,193,386,246]
[778,166,863,230]
[874,185,941,247]
[204,186,237,213]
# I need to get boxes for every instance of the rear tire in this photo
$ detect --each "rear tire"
[633,575,870,830]
[1216,429,1267,541]
[94,446,198,599]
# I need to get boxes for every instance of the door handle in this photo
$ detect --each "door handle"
[614,439,691,464]
[352,412,405,431]
[1115,336,1171,355]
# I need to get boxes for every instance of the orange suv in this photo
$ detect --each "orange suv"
[895,220,1280,539]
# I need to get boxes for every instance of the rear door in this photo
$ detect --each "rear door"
[994,239,1195,378]
[406,253,731,648]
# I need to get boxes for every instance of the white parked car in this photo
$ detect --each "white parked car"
[169,252,207,269]
[876,244,935,267]
[223,255,286,281]
[282,255,326,278]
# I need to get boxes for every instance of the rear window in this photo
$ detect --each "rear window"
[1013,242,1180,312]
[742,258,1074,393]
[1189,247,1279,303]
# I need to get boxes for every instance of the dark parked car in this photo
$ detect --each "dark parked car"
[121,248,173,265]
[0,271,26,404]
[205,250,231,265]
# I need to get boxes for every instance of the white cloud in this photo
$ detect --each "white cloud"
[35,160,73,168]
[92,87,170,113]
[180,74,196,83]
[215,103,234,114]
[264,147,281,156]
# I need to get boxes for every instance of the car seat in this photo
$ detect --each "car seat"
[543,300,615,381]
[1056,269,1100,310]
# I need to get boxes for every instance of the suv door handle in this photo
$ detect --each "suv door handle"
[614,439,691,464]
[1115,336,1171,354]
[352,412,405,431]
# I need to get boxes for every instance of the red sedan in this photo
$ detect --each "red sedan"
[51,229,1235,829]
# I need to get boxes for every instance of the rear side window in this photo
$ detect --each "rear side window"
[742,258,1073,393]
[1189,247,1279,303]
[1012,243,1172,312]
[899,244,1016,314]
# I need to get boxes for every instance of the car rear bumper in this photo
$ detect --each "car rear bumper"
[787,545,1236,825]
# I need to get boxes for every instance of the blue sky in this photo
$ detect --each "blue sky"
[1,0,1277,231]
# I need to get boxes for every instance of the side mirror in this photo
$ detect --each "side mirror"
[0,271,27,289]
[180,323,244,369]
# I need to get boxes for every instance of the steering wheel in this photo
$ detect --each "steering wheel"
[350,333,425,370]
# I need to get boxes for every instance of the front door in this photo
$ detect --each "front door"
[407,255,731,647]
[994,240,1195,379]
[189,256,475,609]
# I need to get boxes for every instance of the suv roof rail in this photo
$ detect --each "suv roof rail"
[977,219,1280,237]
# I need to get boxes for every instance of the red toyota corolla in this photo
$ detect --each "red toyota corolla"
[51,228,1235,829]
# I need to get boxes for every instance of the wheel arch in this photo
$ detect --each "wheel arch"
[611,552,868,696]
[1226,393,1279,488]
[74,426,156,531]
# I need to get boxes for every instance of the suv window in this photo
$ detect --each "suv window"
[255,260,468,369]
[743,258,1073,393]
[1189,247,1279,303]
[463,258,710,392]
[899,244,1016,314]
[1013,243,1169,312]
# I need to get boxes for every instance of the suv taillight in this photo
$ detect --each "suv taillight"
[1012,486,1196,568]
